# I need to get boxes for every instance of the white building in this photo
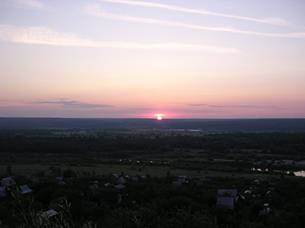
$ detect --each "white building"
[20,185,32,194]
[41,209,58,218]
[1,177,15,187]
[216,189,238,210]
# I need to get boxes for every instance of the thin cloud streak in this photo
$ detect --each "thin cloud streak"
[33,99,113,109]
[188,103,284,110]
[10,0,45,9]
[0,24,239,53]
[101,0,288,26]
[86,4,305,38]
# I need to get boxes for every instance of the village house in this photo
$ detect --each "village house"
[56,176,66,185]
[216,189,238,210]
[0,186,6,198]
[114,183,126,190]
[41,209,58,219]
[20,185,32,194]
[117,176,126,185]
[1,177,15,187]
[173,175,189,186]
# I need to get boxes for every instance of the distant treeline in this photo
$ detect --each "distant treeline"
[0,133,305,160]
[1,118,305,132]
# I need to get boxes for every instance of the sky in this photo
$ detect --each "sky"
[0,0,305,118]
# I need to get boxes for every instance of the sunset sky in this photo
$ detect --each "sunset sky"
[1,0,305,118]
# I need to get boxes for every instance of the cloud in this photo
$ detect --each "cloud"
[9,0,45,9]
[188,104,283,110]
[86,4,305,38]
[0,24,239,53]
[101,0,288,26]
[33,99,113,109]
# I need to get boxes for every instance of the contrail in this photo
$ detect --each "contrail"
[101,0,288,26]
[86,4,305,38]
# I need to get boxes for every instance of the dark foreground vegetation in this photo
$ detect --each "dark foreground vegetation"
[1,170,305,228]
[1,130,305,227]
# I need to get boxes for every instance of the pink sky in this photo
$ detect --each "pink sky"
[0,0,305,118]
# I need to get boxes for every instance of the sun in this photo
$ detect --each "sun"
[155,113,165,120]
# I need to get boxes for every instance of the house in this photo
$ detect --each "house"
[117,176,126,185]
[114,184,126,190]
[217,189,237,198]
[0,186,6,198]
[173,176,189,186]
[20,185,32,194]
[259,207,271,216]
[178,176,189,184]
[216,197,235,210]
[56,176,66,185]
[104,183,112,187]
[216,189,238,210]
[1,177,15,187]
[41,209,58,218]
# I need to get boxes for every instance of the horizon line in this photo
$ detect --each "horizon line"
[1,117,305,120]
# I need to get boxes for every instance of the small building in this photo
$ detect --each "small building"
[114,184,126,190]
[173,176,189,186]
[1,177,15,187]
[217,189,237,198]
[0,186,6,198]
[216,197,235,210]
[117,176,126,185]
[216,189,238,210]
[56,176,65,185]
[104,183,112,187]
[56,176,63,181]
[20,185,32,194]
[178,176,189,184]
[41,209,58,218]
